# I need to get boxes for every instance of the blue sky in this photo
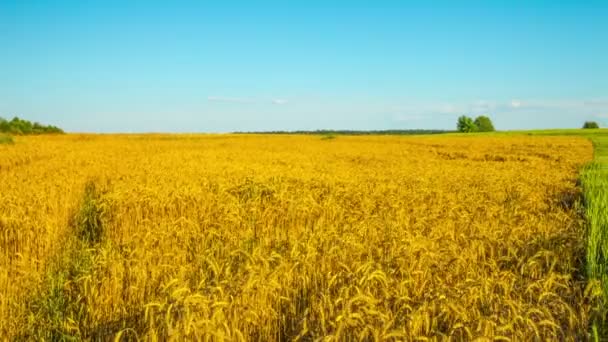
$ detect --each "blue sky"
[1,1,607,132]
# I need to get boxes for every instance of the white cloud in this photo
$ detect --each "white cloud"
[272,99,288,105]
[503,99,608,113]
[386,98,608,123]
[510,99,522,108]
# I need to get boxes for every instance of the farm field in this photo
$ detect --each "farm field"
[0,134,603,340]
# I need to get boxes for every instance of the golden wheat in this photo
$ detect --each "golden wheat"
[0,134,601,340]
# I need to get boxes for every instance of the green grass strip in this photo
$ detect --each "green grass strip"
[582,136,608,293]
[20,180,107,341]
[578,134,608,339]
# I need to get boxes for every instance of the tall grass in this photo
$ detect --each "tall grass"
[24,180,106,340]
[582,163,608,289]
[583,136,608,291]
[581,136,608,336]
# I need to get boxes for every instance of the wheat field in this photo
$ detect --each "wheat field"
[0,134,603,340]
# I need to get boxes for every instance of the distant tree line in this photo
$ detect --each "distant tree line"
[583,121,600,129]
[234,129,452,135]
[456,115,495,133]
[0,116,64,135]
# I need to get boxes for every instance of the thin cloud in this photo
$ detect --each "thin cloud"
[272,99,288,105]
[469,100,497,113]
[585,99,608,107]
[388,98,608,121]
[507,100,567,111]
[505,99,608,111]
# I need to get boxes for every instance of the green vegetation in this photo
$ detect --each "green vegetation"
[25,180,106,340]
[0,117,63,143]
[456,115,477,132]
[580,136,608,336]
[474,115,495,132]
[0,116,64,135]
[582,160,608,292]
[320,133,337,140]
[584,121,601,129]
[448,128,606,137]
[74,181,105,244]
[26,239,96,340]
[456,115,495,132]
[0,133,13,144]
[581,135,608,284]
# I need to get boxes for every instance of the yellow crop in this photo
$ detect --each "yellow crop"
[0,134,601,340]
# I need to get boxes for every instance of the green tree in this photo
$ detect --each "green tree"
[0,118,8,132]
[583,121,599,129]
[0,116,64,135]
[474,115,495,132]
[457,115,477,133]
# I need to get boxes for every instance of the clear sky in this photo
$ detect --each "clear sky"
[1,1,607,132]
